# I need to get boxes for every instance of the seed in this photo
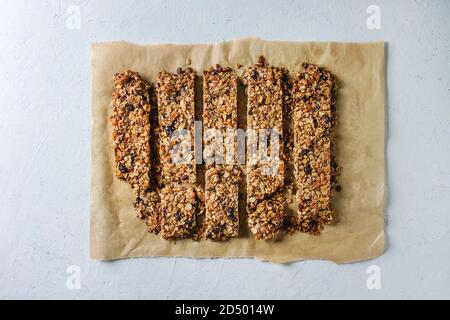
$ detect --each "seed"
[164,124,175,135]
[323,115,332,123]
[331,160,338,170]
[335,185,342,192]
[301,148,309,156]
[119,163,128,173]
[127,104,135,112]
[186,58,191,65]
[130,151,136,162]
[257,55,265,66]
[227,207,236,221]
[304,164,312,175]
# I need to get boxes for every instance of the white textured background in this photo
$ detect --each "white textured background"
[1,0,449,299]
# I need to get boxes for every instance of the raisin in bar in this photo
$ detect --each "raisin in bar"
[156,68,196,184]
[160,185,197,239]
[111,70,152,195]
[244,57,286,240]
[203,66,240,240]
[291,63,336,234]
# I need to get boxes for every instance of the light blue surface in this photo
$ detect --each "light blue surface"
[0,0,449,299]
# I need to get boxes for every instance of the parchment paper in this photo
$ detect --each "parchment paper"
[90,38,385,264]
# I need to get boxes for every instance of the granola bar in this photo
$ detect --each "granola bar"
[247,193,285,240]
[110,70,152,194]
[156,68,196,184]
[244,57,286,240]
[160,185,197,239]
[203,65,237,132]
[291,63,337,234]
[204,166,240,240]
[203,65,238,165]
[134,190,161,232]
[203,66,240,240]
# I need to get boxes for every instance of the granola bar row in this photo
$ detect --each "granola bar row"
[110,60,338,241]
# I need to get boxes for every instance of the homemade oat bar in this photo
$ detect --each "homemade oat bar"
[247,192,285,240]
[156,68,196,184]
[111,70,162,233]
[203,66,240,240]
[246,162,284,201]
[204,166,240,240]
[244,57,286,240]
[110,70,152,194]
[203,65,237,132]
[134,190,161,232]
[160,185,197,239]
[291,63,336,234]
[203,65,238,165]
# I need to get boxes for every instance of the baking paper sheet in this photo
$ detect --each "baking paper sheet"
[90,38,385,263]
